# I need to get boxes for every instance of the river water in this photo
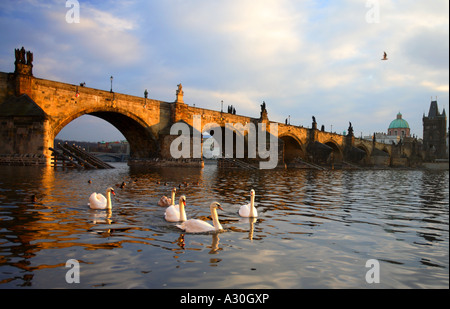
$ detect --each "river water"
[0,163,448,289]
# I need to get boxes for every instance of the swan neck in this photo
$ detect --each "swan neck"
[171,190,176,205]
[106,191,112,209]
[211,207,222,230]
[249,194,255,217]
[179,198,187,221]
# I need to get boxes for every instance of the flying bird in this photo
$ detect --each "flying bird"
[382,52,388,60]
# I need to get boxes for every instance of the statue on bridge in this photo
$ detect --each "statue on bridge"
[175,83,184,103]
[227,105,236,114]
[260,101,268,120]
[261,101,266,113]
[176,83,183,95]
[347,121,354,136]
[312,116,317,130]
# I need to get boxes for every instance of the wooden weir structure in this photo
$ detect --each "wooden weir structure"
[49,143,114,169]
[217,158,259,170]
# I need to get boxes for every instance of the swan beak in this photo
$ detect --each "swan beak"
[111,191,116,196]
[217,205,223,211]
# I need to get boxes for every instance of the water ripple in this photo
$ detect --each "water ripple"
[0,165,448,288]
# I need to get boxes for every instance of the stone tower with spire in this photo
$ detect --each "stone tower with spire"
[422,99,447,160]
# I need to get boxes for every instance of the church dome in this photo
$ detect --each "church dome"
[389,112,410,129]
[387,112,411,138]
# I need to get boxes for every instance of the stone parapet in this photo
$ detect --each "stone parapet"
[0,154,47,166]
[128,157,204,168]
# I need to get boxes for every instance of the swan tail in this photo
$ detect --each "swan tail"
[176,222,186,230]
[164,205,180,222]
[177,219,215,233]
[239,203,250,217]
[88,192,107,209]
[239,203,258,218]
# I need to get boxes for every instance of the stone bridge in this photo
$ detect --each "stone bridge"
[1,48,421,168]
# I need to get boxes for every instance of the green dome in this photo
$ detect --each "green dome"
[388,112,410,129]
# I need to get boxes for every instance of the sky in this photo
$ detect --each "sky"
[0,0,448,142]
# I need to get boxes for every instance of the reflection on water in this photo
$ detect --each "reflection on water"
[0,164,448,288]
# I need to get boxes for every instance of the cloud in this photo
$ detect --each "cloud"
[146,0,448,136]
[421,81,449,93]
[1,0,448,141]
[86,7,135,32]
[185,87,263,118]
[45,4,140,67]
[402,28,449,70]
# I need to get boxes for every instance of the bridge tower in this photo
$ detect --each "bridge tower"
[0,47,49,165]
[14,46,33,97]
[423,99,448,160]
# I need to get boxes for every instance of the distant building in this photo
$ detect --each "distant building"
[364,112,411,145]
[97,140,130,154]
[364,132,400,145]
[388,112,410,138]
[423,100,448,160]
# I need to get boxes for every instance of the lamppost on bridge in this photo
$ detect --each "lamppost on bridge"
[143,89,148,108]
[110,76,113,93]
[221,100,223,113]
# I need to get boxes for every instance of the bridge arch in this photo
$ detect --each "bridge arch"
[201,122,224,157]
[324,140,343,162]
[201,122,262,159]
[279,134,305,163]
[381,146,392,157]
[52,107,159,159]
[355,144,370,164]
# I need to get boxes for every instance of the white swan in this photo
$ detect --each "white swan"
[239,189,257,218]
[176,202,224,233]
[158,187,176,207]
[88,187,115,210]
[165,195,187,222]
